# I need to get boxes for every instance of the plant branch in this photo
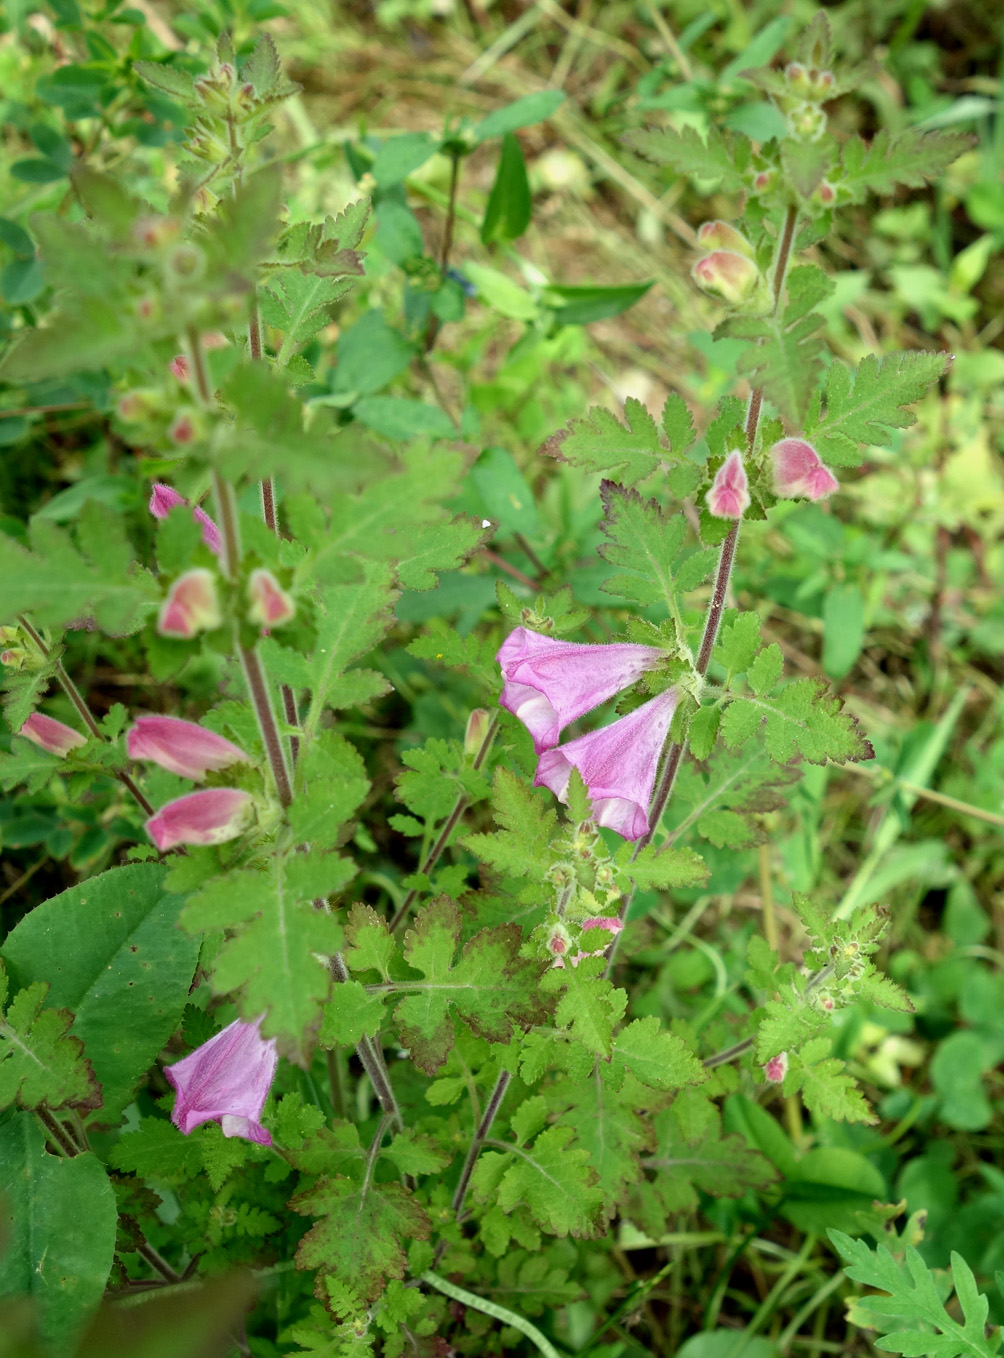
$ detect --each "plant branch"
[329,952,403,1132]
[388,713,498,932]
[16,615,156,819]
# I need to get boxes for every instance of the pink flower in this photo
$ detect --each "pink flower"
[127,716,246,782]
[157,568,223,639]
[165,1017,277,1145]
[498,627,662,754]
[145,788,254,851]
[764,1052,788,1084]
[19,713,86,757]
[534,688,679,841]
[770,438,839,501]
[149,483,222,556]
[246,569,295,629]
[707,450,750,520]
[552,916,623,970]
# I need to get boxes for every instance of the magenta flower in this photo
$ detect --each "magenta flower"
[770,438,839,501]
[19,713,87,757]
[534,688,679,841]
[127,716,246,782]
[707,450,750,520]
[165,1017,277,1145]
[146,788,254,851]
[246,568,295,629]
[149,482,222,556]
[157,568,222,639]
[498,627,661,754]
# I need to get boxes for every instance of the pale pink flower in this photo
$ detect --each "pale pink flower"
[707,450,750,520]
[127,716,246,782]
[246,569,295,629]
[498,627,661,754]
[692,250,762,306]
[157,569,222,639]
[696,221,755,259]
[552,916,624,969]
[145,788,254,851]
[165,1017,277,1145]
[770,438,839,501]
[149,483,221,556]
[534,688,679,842]
[19,713,86,757]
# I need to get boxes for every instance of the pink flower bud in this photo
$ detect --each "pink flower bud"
[157,569,223,639]
[168,412,197,445]
[764,1051,788,1084]
[464,708,491,758]
[246,569,295,629]
[752,169,774,193]
[201,331,229,351]
[146,788,255,851]
[770,438,839,501]
[149,484,222,556]
[697,220,755,260]
[785,61,809,90]
[18,713,87,758]
[170,354,190,381]
[814,180,836,206]
[706,450,750,520]
[165,1017,277,1145]
[692,250,763,307]
[127,716,246,782]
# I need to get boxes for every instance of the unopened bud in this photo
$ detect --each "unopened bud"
[464,708,491,758]
[813,180,837,207]
[1,648,26,669]
[764,1051,788,1083]
[19,713,87,757]
[201,331,229,350]
[158,568,223,639]
[815,69,834,93]
[246,569,295,629]
[785,61,808,90]
[135,295,160,322]
[168,411,198,444]
[696,220,755,260]
[165,244,206,281]
[134,215,180,250]
[752,169,774,193]
[117,390,158,422]
[770,437,839,501]
[786,101,827,142]
[692,250,764,307]
[706,450,750,520]
[170,354,190,381]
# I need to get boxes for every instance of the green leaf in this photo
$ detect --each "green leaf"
[597,482,687,613]
[786,1037,876,1125]
[108,1116,202,1183]
[541,958,627,1060]
[470,445,541,538]
[830,1231,1001,1358]
[822,584,865,679]
[0,971,99,1114]
[292,1175,430,1305]
[622,843,709,892]
[609,1017,704,1092]
[727,265,831,421]
[344,904,396,981]
[10,158,67,184]
[806,351,952,467]
[482,133,532,244]
[331,310,416,396]
[1,863,199,1123]
[319,980,386,1048]
[260,270,353,352]
[626,124,748,191]
[288,730,370,851]
[179,853,343,1062]
[133,58,196,100]
[747,642,783,696]
[550,398,664,487]
[543,281,654,327]
[393,898,550,1073]
[840,129,971,204]
[472,1125,604,1236]
[472,91,565,143]
[465,767,559,882]
[553,1069,650,1203]
[0,1114,116,1355]
[371,133,437,188]
[721,677,873,765]
[715,611,762,677]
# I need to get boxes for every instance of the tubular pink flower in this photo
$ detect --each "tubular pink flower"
[534,688,679,842]
[246,568,295,629]
[165,1017,277,1145]
[707,450,750,520]
[764,1052,788,1084]
[145,788,254,851]
[149,483,222,556]
[497,627,662,754]
[127,716,246,782]
[157,568,223,640]
[19,713,87,758]
[770,438,839,501]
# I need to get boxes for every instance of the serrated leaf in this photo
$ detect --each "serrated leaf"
[715,611,762,677]
[292,1175,430,1306]
[727,267,831,422]
[471,1125,604,1236]
[133,59,196,100]
[0,973,100,1113]
[747,642,783,696]
[260,270,351,349]
[626,124,748,192]
[542,959,627,1059]
[721,678,872,765]
[344,904,396,980]
[597,482,688,613]
[548,398,664,487]
[623,843,709,891]
[319,980,386,1048]
[786,1038,876,1125]
[465,766,559,881]
[610,1017,704,1091]
[840,129,971,204]
[393,899,549,1073]
[553,1070,650,1203]
[807,351,952,467]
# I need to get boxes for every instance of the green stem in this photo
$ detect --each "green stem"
[422,1271,566,1358]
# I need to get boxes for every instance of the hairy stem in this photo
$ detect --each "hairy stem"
[330,952,404,1133]
[450,1070,510,1220]
[388,713,499,932]
[16,615,156,819]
